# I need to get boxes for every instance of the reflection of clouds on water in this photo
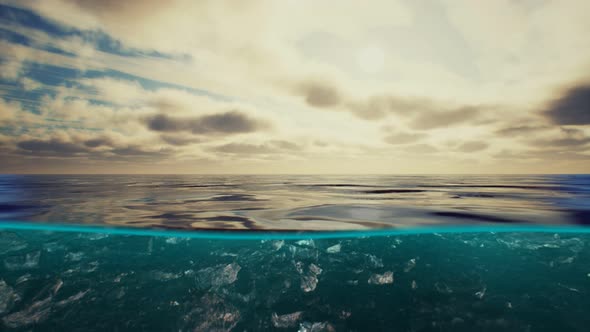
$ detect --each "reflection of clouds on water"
[0,175,589,230]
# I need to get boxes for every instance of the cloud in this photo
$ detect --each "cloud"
[348,95,435,120]
[458,141,488,152]
[13,131,175,160]
[268,140,303,151]
[78,77,145,105]
[529,137,590,148]
[211,140,303,155]
[17,138,88,155]
[144,111,271,135]
[289,78,490,127]
[404,144,438,154]
[159,134,201,146]
[0,57,24,81]
[83,137,114,148]
[108,146,172,157]
[495,125,549,136]
[525,127,590,148]
[543,83,590,125]
[494,148,590,161]
[20,77,42,91]
[293,80,342,108]
[212,143,278,155]
[411,106,482,130]
[383,132,426,145]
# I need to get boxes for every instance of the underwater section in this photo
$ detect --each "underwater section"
[1,228,589,331]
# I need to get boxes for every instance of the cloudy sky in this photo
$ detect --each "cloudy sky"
[0,0,589,174]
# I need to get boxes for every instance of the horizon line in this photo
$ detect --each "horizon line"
[1,221,590,240]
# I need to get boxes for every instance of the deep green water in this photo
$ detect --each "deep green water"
[1,227,589,331]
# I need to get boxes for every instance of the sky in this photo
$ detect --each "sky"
[0,0,589,174]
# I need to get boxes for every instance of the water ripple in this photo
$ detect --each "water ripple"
[0,174,588,231]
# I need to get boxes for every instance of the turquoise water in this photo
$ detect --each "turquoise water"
[1,227,590,331]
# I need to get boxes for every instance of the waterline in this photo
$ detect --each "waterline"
[1,220,590,240]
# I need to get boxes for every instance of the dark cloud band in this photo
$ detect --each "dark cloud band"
[145,111,270,135]
[543,84,590,125]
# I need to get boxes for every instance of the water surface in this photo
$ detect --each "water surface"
[1,174,589,230]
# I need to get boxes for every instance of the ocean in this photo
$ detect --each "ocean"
[1,175,590,331]
[1,174,589,230]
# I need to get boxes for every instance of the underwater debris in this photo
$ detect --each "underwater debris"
[294,261,304,274]
[52,279,63,295]
[0,233,27,252]
[84,261,99,273]
[326,244,341,254]
[115,288,126,299]
[301,263,323,292]
[435,282,453,294]
[411,280,417,290]
[114,272,130,283]
[15,274,31,285]
[272,240,285,251]
[2,296,52,328]
[85,233,109,241]
[404,258,417,272]
[366,254,384,268]
[65,251,84,262]
[184,293,241,332]
[42,241,64,253]
[562,238,584,253]
[55,289,89,307]
[165,237,189,244]
[295,239,315,247]
[339,310,352,319]
[557,256,575,264]
[309,263,322,275]
[298,321,335,332]
[165,237,179,244]
[557,283,580,293]
[496,235,585,253]
[4,251,40,270]
[196,263,241,289]
[0,280,19,315]
[217,252,238,257]
[217,263,242,285]
[301,274,319,292]
[147,238,153,254]
[288,245,319,260]
[368,271,394,285]
[151,271,182,281]
[475,286,487,299]
[271,311,304,328]
[346,280,359,285]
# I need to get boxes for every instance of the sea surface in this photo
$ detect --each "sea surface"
[1,174,589,230]
[1,175,590,331]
